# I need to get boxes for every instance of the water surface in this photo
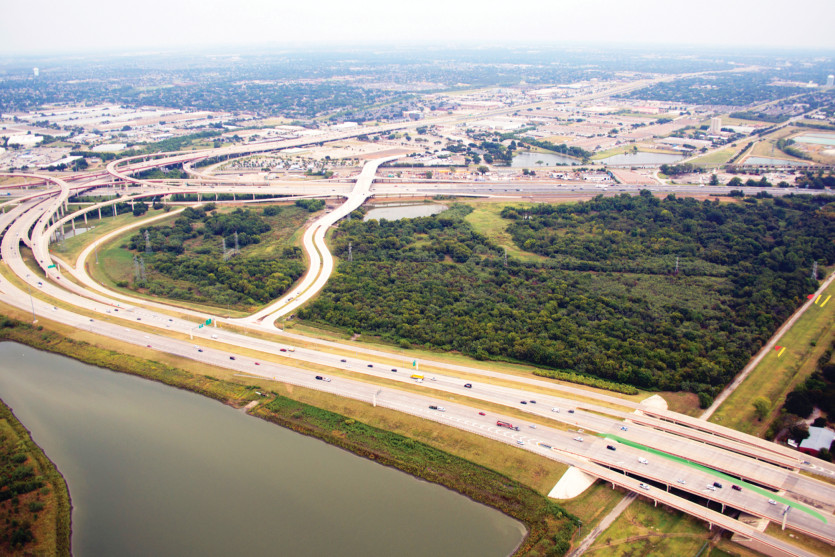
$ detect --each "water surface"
[364,204,447,221]
[0,343,525,557]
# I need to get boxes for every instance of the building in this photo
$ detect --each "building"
[798,426,835,457]
[709,117,722,134]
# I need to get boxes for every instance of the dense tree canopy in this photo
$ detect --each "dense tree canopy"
[301,194,835,397]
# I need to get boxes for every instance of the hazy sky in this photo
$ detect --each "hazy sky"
[2,0,834,55]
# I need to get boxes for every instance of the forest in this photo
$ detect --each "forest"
[125,206,305,307]
[300,194,835,402]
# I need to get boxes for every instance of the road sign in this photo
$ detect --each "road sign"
[205,318,212,325]
[47,263,56,269]
[198,324,204,329]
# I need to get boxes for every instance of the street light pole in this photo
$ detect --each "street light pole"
[25,275,36,323]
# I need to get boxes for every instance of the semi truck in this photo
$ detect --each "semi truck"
[496,420,520,431]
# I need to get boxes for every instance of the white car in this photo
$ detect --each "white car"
[639,483,650,491]
[768,499,777,505]
[638,457,649,465]
[573,437,583,442]
[676,479,686,485]
[551,407,560,413]
[516,440,525,445]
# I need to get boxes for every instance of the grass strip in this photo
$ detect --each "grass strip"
[0,316,579,556]
[254,396,579,556]
[599,433,826,524]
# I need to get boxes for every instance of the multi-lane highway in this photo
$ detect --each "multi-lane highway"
[1,140,834,557]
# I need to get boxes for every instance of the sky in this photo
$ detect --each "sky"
[2,0,834,56]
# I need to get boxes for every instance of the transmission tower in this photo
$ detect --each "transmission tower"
[144,230,152,253]
[674,255,679,276]
[234,231,240,253]
[503,247,508,267]
[812,261,818,281]
[348,242,353,262]
[133,255,140,283]
[139,256,147,282]
[222,236,230,262]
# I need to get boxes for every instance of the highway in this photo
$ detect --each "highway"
[1,112,834,555]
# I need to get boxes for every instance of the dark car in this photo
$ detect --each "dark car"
[606,445,616,451]
[368,364,373,368]
[713,482,723,489]
[732,485,741,491]
[229,356,236,360]
[391,368,397,372]
[198,348,203,352]
[529,400,536,404]
[464,383,472,388]
[315,376,324,380]
[520,401,528,404]
[340,359,347,363]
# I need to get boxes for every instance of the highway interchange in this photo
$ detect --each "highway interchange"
[1,114,835,557]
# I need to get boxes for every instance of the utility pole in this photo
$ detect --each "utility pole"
[348,242,353,262]
[812,261,818,281]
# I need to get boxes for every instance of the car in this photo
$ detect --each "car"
[676,479,686,485]
[620,426,628,431]
[254,362,260,366]
[198,348,203,352]
[53,306,57,311]
[706,485,716,491]
[136,317,141,321]
[520,401,527,404]
[768,499,777,505]
[568,409,575,414]
[639,483,651,491]
[638,457,649,465]
[229,356,236,360]
[529,400,536,404]
[606,445,616,451]
[478,412,486,416]
[429,405,438,410]
[437,407,446,412]
[529,424,537,429]
[368,364,373,368]
[516,440,525,445]
[391,368,398,372]
[323,377,331,382]
[551,407,560,413]
[713,482,723,489]
[168,318,173,322]
[573,437,583,442]
[464,383,472,388]
[732,485,741,491]
[315,376,324,380]
[430,377,437,381]
[146,344,151,348]
[279,348,287,352]
[288,348,295,352]
[340,359,347,363]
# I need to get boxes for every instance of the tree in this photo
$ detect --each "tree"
[477,165,489,175]
[727,176,743,188]
[709,173,719,186]
[752,396,771,420]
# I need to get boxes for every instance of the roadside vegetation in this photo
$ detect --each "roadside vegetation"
[0,312,580,556]
[709,277,835,436]
[302,194,835,403]
[0,394,70,556]
[97,203,310,311]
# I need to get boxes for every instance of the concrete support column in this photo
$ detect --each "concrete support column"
[83,212,88,225]
[71,219,75,231]
[98,207,102,219]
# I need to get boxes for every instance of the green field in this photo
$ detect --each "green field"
[584,496,711,557]
[464,202,549,263]
[709,274,835,435]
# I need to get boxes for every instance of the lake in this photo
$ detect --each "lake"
[511,151,578,167]
[364,204,447,221]
[598,152,685,166]
[743,156,809,166]
[0,343,525,557]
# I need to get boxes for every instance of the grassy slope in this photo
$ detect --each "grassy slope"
[0,309,578,556]
[709,276,835,435]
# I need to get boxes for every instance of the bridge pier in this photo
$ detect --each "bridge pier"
[71,219,75,232]
[654,499,657,507]
[198,193,201,202]
[721,503,725,513]
[113,205,117,217]
[233,193,236,201]
[83,212,88,226]
[98,207,102,220]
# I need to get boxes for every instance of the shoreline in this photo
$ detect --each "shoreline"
[0,318,578,556]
